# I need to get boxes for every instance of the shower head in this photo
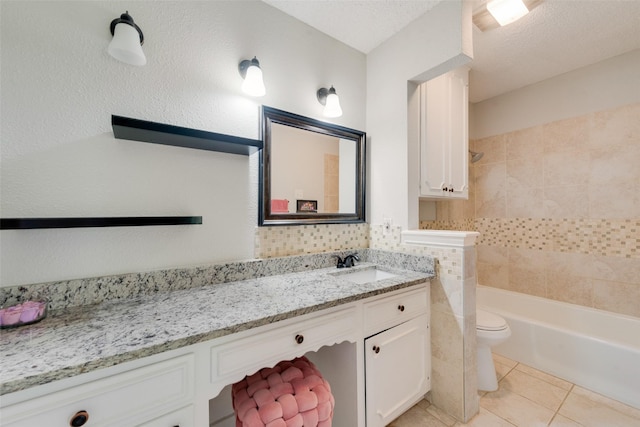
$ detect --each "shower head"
[469,150,484,163]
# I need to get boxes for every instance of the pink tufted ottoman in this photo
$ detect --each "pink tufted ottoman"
[231,356,335,427]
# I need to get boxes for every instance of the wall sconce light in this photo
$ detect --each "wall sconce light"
[317,86,343,118]
[108,11,146,66]
[238,57,266,97]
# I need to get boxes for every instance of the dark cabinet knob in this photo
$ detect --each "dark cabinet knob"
[372,345,380,354]
[398,305,405,312]
[70,410,89,427]
[295,334,304,344]
[449,187,454,192]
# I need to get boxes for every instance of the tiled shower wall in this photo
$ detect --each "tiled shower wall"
[421,103,640,318]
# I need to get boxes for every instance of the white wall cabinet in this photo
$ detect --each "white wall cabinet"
[364,286,430,427]
[420,67,469,199]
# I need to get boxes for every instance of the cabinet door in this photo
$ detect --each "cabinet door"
[365,314,430,427]
[446,67,469,199]
[420,73,449,197]
[419,67,469,199]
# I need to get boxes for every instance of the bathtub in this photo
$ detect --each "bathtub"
[476,285,640,410]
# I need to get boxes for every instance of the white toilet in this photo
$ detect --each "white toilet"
[476,309,511,391]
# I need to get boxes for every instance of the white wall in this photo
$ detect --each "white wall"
[366,0,472,230]
[471,49,640,139]
[0,1,365,286]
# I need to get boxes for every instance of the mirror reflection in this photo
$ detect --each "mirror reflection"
[260,106,366,226]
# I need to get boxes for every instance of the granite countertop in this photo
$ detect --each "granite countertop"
[0,263,432,396]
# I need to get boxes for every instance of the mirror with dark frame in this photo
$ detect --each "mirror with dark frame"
[259,106,366,226]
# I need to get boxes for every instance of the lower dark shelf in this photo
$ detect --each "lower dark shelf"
[1,216,203,230]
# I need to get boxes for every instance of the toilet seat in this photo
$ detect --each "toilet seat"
[477,309,508,331]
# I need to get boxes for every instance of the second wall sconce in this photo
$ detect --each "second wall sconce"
[108,11,146,66]
[238,57,266,97]
[317,86,343,118]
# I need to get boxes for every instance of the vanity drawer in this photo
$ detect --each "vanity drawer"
[211,306,357,382]
[364,286,429,335]
[2,354,194,427]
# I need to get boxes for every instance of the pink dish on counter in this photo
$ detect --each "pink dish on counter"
[0,300,47,328]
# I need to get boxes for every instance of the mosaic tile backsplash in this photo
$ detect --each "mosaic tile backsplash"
[421,103,640,318]
[255,223,369,258]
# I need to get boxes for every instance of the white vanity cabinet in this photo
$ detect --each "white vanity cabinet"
[419,67,469,199]
[364,286,431,427]
[1,281,431,427]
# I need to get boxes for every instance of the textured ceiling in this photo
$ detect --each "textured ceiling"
[262,0,640,103]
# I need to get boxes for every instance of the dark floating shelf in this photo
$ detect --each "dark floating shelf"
[112,115,262,156]
[1,216,203,230]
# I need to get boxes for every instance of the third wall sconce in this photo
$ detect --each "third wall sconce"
[317,86,343,118]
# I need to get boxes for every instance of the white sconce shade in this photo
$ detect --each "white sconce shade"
[486,0,529,26]
[238,57,266,97]
[108,11,146,66]
[317,86,343,118]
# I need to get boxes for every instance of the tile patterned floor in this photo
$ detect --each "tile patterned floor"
[389,354,640,427]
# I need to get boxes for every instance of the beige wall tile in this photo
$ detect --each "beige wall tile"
[507,156,543,190]
[509,247,547,270]
[544,185,589,219]
[423,104,639,317]
[507,186,545,218]
[589,103,640,150]
[589,183,640,219]
[475,134,506,164]
[507,248,547,296]
[543,115,589,154]
[589,144,640,187]
[592,279,640,317]
[544,150,590,187]
[506,125,544,160]
[475,163,507,218]
[508,264,546,297]
[477,244,509,265]
[591,254,640,284]
[546,277,594,310]
[430,357,464,421]
[545,251,594,278]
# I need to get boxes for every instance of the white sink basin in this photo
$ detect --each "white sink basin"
[333,267,397,284]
